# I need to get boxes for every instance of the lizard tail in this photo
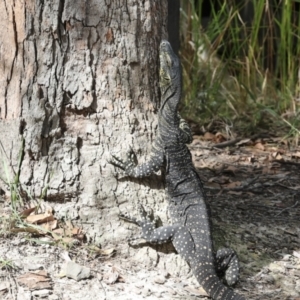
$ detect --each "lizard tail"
[193,266,246,300]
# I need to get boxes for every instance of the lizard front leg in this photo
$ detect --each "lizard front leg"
[121,204,197,264]
[109,142,164,178]
[120,204,182,245]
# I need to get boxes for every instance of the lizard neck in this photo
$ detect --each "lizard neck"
[159,83,181,126]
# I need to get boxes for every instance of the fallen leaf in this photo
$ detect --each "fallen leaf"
[272,152,283,160]
[10,226,44,235]
[61,237,76,244]
[291,151,300,158]
[215,132,227,143]
[26,211,54,224]
[203,132,215,141]
[65,220,73,230]
[51,224,84,244]
[184,286,208,297]
[254,142,265,151]
[40,220,57,231]
[71,227,82,235]
[20,207,36,218]
[52,228,64,236]
[17,270,51,290]
[247,156,255,163]
[89,246,116,257]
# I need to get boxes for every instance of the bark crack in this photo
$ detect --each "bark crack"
[4,2,19,118]
[3,0,8,15]
[57,0,65,43]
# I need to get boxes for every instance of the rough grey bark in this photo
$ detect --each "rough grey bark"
[0,1,168,244]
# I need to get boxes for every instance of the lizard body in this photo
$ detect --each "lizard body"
[110,40,245,300]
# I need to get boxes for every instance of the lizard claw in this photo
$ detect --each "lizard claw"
[119,211,139,224]
[119,209,147,244]
[108,153,126,170]
[137,204,158,226]
[108,148,137,174]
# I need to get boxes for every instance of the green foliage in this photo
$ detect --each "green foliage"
[0,257,17,271]
[0,138,25,209]
[180,0,300,140]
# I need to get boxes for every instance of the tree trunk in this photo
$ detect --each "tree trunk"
[0,1,168,245]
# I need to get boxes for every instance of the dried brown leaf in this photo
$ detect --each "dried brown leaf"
[272,152,283,160]
[254,142,265,151]
[100,248,116,256]
[65,220,73,230]
[184,286,208,297]
[61,237,75,244]
[247,156,255,163]
[10,226,43,235]
[40,220,57,231]
[291,151,300,158]
[215,132,227,143]
[203,132,215,141]
[26,211,54,224]
[52,228,64,236]
[20,207,36,218]
[17,270,51,290]
[71,227,82,235]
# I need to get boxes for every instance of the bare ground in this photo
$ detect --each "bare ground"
[1,135,300,300]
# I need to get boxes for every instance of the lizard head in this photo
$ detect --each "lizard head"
[159,40,181,91]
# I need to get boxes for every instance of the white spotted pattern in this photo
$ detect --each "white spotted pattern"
[110,40,245,300]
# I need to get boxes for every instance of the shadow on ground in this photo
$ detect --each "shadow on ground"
[193,137,300,299]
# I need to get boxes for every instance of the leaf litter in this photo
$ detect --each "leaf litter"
[0,132,300,299]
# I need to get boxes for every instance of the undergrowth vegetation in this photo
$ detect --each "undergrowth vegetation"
[180,0,300,142]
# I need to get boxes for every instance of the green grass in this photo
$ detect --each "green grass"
[180,0,300,142]
[0,138,25,209]
[0,257,17,271]
[0,138,29,237]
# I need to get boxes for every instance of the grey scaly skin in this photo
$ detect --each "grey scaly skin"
[110,40,245,300]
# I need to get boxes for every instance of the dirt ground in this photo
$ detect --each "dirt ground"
[1,134,300,300]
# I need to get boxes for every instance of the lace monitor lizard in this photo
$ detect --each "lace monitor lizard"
[110,40,245,300]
